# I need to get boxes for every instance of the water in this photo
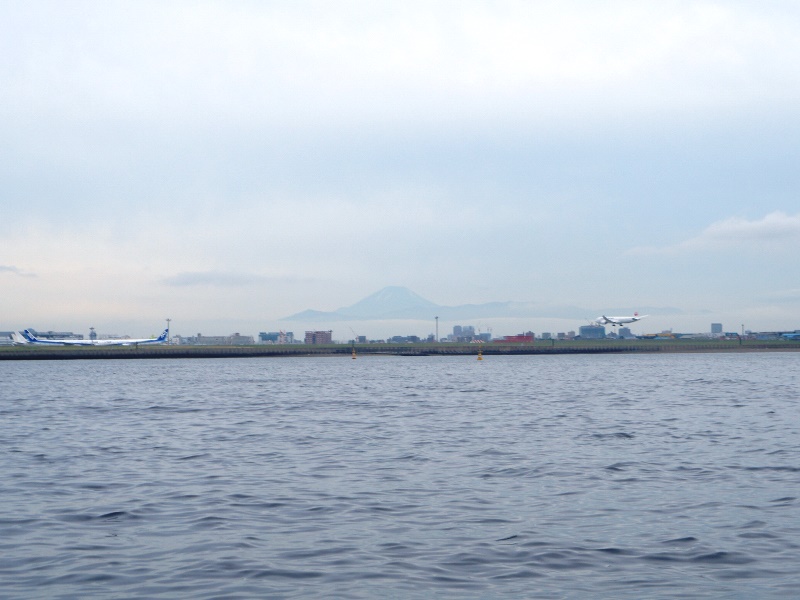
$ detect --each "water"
[1,353,799,599]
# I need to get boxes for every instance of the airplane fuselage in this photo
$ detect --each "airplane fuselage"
[595,313,647,327]
[20,328,169,346]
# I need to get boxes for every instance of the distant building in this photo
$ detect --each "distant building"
[449,324,478,342]
[579,325,606,339]
[229,333,255,345]
[259,331,294,344]
[711,323,723,335]
[541,332,552,340]
[28,329,83,340]
[187,334,227,345]
[494,333,534,343]
[618,327,636,339]
[305,330,333,344]
[389,335,420,343]
[182,333,254,345]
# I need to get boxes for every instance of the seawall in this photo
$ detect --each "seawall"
[1,339,799,360]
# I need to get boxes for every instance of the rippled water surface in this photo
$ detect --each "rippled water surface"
[2,353,799,598]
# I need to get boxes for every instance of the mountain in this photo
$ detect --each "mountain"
[282,286,674,322]
[338,286,439,319]
[285,286,439,321]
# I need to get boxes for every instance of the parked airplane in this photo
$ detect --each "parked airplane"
[20,328,169,346]
[595,313,648,327]
[11,332,31,344]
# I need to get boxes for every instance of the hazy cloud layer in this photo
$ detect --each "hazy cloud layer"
[630,212,800,254]
[0,265,36,277]
[761,288,800,303]
[162,271,273,287]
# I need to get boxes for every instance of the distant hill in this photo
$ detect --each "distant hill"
[338,286,439,319]
[285,286,439,321]
[282,286,681,322]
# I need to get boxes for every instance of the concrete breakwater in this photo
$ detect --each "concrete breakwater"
[1,339,799,360]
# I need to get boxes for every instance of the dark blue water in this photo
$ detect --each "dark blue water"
[1,353,799,598]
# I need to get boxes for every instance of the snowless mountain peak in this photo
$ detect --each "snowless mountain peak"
[338,286,438,318]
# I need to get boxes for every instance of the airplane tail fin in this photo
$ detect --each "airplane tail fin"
[22,329,38,342]
[12,332,29,344]
[157,328,169,342]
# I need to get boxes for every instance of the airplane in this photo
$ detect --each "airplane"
[595,313,648,327]
[11,331,30,344]
[20,328,169,346]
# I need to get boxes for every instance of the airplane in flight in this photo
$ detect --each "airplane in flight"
[595,313,648,327]
[20,328,169,346]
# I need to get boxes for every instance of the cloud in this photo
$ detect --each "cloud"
[161,271,314,288]
[700,211,800,242]
[0,265,36,277]
[161,271,271,287]
[629,211,800,255]
[761,288,800,304]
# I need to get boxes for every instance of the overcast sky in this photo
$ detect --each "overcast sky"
[3,0,800,338]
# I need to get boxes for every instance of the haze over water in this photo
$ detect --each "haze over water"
[2,353,799,598]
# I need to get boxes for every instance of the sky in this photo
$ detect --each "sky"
[2,0,800,339]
